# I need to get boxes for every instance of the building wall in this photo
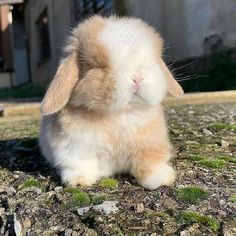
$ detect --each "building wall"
[25,0,73,85]
[0,72,12,87]
[0,4,13,88]
[0,4,13,70]
[118,0,236,60]
[25,0,236,85]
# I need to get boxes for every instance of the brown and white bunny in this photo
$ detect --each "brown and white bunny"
[39,16,183,190]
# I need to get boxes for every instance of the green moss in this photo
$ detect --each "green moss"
[157,211,169,219]
[91,195,106,205]
[99,178,118,189]
[229,195,236,203]
[211,122,236,130]
[22,178,41,188]
[177,186,209,204]
[198,159,225,169]
[187,154,234,168]
[218,156,236,163]
[179,211,220,231]
[64,187,90,207]
[44,198,54,206]
[188,154,206,161]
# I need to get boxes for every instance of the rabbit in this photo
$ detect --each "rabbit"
[39,15,184,190]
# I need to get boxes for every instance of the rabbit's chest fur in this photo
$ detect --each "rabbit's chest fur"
[40,106,166,178]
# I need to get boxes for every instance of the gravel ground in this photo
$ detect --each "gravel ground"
[0,103,235,236]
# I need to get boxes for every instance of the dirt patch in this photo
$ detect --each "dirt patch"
[0,103,235,235]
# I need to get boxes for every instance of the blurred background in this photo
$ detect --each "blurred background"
[0,0,236,99]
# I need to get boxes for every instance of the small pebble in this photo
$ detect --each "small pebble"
[136,203,144,213]
[219,199,226,205]
[23,218,32,228]
[77,201,119,216]
[14,214,22,236]
[0,188,5,193]
[202,128,213,136]
[64,229,73,236]
[0,208,5,216]
[5,186,16,196]
[221,140,229,147]
[54,186,63,192]
[50,226,59,231]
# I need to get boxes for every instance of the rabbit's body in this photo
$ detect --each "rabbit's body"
[40,105,173,189]
[39,16,183,189]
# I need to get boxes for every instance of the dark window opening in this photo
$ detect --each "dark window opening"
[36,8,51,64]
[74,0,113,22]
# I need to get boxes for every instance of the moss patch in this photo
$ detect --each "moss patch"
[157,211,169,219]
[188,154,205,161]
[198,159,225,169]
[22,178,41,188]
[91,194,107,205]
[99,178,118,189]
[229,195,236,203]
[44,198,54,206]
[187,154,234,168]
[64,187,90,207]
[218,156,236,163]
[211,122,236,130]
[179,211,220,231]
[177,186,209,204]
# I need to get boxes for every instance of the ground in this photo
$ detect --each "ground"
[0,102,235,236]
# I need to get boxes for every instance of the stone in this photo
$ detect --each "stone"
[14,214,22,236]
[0,208,5,216]
[54,186,63,192]
[180,223,200,236]
[202,128,213,136]
[77,201,119,216]
[50,226,59,231]
[221,140,229,147]
[23,218,31,228]
[219,199,226,205]
[64,229,73,236]
[5,186,16,196]
[136,203,144,213]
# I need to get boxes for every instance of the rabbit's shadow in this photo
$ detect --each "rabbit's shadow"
[0,138,60,183]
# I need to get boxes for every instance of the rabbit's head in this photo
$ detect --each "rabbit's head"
[41,16,183,115]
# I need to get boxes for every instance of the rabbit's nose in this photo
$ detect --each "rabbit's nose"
[132,74,143,85]
[132,74,143,93]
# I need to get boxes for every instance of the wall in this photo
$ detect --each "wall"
[118,0,236,60]
[25,0,73,85]
[0,4,13,70]
[12,6,30,86]
[0,72,12,88]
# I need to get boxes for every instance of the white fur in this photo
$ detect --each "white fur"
[140,163,176,190]
[39,107,161,186]
[98,18,167,111]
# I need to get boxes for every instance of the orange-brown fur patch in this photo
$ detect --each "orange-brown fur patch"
[159,58,184,97]
[68,16,115,112]
[41,53,79,115]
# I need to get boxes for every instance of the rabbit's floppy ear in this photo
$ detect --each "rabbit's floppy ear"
[159,59,184,97]
[41,53,79,115]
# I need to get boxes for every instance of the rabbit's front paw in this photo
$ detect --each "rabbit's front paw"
[61,170,97,187]
[139,163,176,190]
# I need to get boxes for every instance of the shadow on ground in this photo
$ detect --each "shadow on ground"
[0,137,59,182]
